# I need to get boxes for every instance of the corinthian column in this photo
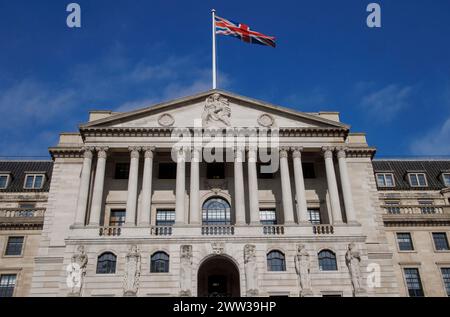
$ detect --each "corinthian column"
[292,147,309,223]
[337,148,357,223]
[248,147,260,225]
[322,147,343,224]
[234,147,246,225]
[74,147,94,226]
[189,147,201,225]
[139,147,154,226]
[175,148,186,225]
[279,147,295,224]
[89,147,108,226]
[126,147,141,226]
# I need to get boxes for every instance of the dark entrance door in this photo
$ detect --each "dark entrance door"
[197,256,240,297]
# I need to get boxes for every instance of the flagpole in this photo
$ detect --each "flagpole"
[212,9,217,89]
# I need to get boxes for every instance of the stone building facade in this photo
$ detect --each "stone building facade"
[1,89,449,297]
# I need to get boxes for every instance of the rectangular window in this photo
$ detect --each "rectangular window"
[302,163,316,179]
[0,175,9,189]
[408,173,427,187]
[419,200,435,214]
[376,173,395,187]
[114,163,130,179]
[443,173,450,187]
[207,163,225,179]
[24,174,45,189]
[433,233,450,251]
[109,210,126,227]
[5,237,24,256]
[441,268,450,297]
[385,201,400,214]
[0,274,16,297]
[404,268,424,297]
[397,233,414,251]
[308,208,321,225]
[158,163,176,179]
[156,210,175,226]
[260,209,277,225]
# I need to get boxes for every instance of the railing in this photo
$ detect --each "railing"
[150,226,173,236]
[382,205,446,215]
[99,226,121,236]
[312,224,334,234]
[202,225,235,235]
[0,208,45,218]
[263,225,285,235]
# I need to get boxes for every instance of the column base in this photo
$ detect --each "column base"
[346,220,361,226]
[300,289,314,297]
[354,288,368,297]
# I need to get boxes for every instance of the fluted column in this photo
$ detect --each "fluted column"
[323,147,343,224]
[189,147,201,225]
[175,148,186,225]
[248,147,260,225]
[74,147,94,226]
[337,148,357,223]
[280,147,295,224]
[292,147,309,223]
[234,147,246,225]
[89,147,108,226]
[139,147,154,226]
[125,147,141,226]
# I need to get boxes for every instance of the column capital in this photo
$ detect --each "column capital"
[81,146,94,159]
[129,146,142,159]
[337,147,348,159]
[175,146,187,161]
[247,146,258,162]
[279,147,289,158]
[234,147,245,160]
[143,146,155,158]
[322,146,334,159]
[96,147,109,158]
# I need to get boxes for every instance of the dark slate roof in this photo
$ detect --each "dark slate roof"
[0,161,53,193]
[373,160,450,190]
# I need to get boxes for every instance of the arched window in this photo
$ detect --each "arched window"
[96,252,117,274]
[318,250,337,271]
[150,251,169,273]
[202,197,231,225]
[267,250,286,271]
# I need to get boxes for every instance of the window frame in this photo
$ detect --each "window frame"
[150,251,170,273]
[440,267,450,297]
[0,174,10,189]
[376,173,395,188]
[266,250,287,272]
[318,249,338,272]
[0,274,17,297]
[385,200,401,214]
[442,173,450,187]
[3,236,25,257]
[259,209,277,225]
[403,267,425,297]
[96,252,117,275]
[432,232,450,252]
[307,208,322,225]
[155,209,176,226]
[396,232,415,252]
[23,174,46,189]
[408,173,428,187]
[109,209,126,227]
[202,197,231,226]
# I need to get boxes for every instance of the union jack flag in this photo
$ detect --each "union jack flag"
[215,15,276,48]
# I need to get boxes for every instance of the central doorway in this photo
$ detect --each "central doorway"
[197,256,240,297]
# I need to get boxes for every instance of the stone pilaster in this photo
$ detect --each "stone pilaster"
[234,147,246,225]
[337,148,357,224]
[175,147,186,225]
[189,147,201,225]
[89,147,108,226]
[322,147,343,224]
[74,147,94,226]
[139,147,154,226]
[279,147,295,224]
[292,147,309,224]
[247,147,260,225]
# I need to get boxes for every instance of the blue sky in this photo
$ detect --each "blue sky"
[0,0,449,158]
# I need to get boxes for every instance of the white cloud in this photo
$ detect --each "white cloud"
[410,116,450,155]
[360,84,413,122]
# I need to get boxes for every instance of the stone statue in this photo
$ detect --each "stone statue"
[202,93,231,127]
[123,245,141,296]
[244,244,258,296]
[345,243,365,295]
[294,244,312,296]
[67,245,88,296]
[179,245,193,297]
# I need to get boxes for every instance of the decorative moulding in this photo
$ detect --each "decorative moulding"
[257,113,275,128]
[158,113,175,127]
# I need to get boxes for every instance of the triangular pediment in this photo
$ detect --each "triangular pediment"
[81,89,349,130]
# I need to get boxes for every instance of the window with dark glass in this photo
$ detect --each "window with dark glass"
[207,163,225,179]
[96,252,117,274]
[397,233,414,251]
[202,197,231,225]
[376,173,395,187]
[404,268,424,297]
[267,251,286,272]
[158,163,177,179]
[150,252,169,273]
[385,201,400,214]
[308,208,321,224]
[24,174,44,189]
[5,237,24,256]
[443,173,450,187]
[109,210,126,227]
[156,210,175,226]
[318,250,337,271]
[114,163,130,179]
[260,209,277,225]
[302,163,316,179]
[0,175,9,189]
[0,274,16,297]
[433,233,450,251]
[408,173,427,187]
[419,200,435,214]
[441,268,450,296]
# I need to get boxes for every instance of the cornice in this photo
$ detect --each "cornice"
[49,147,84,159]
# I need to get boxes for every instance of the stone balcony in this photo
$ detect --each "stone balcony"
[0,208,46,230]
[382,205,450,226]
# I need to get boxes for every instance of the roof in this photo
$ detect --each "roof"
[373,160,450,190]
[0,161,53,193]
